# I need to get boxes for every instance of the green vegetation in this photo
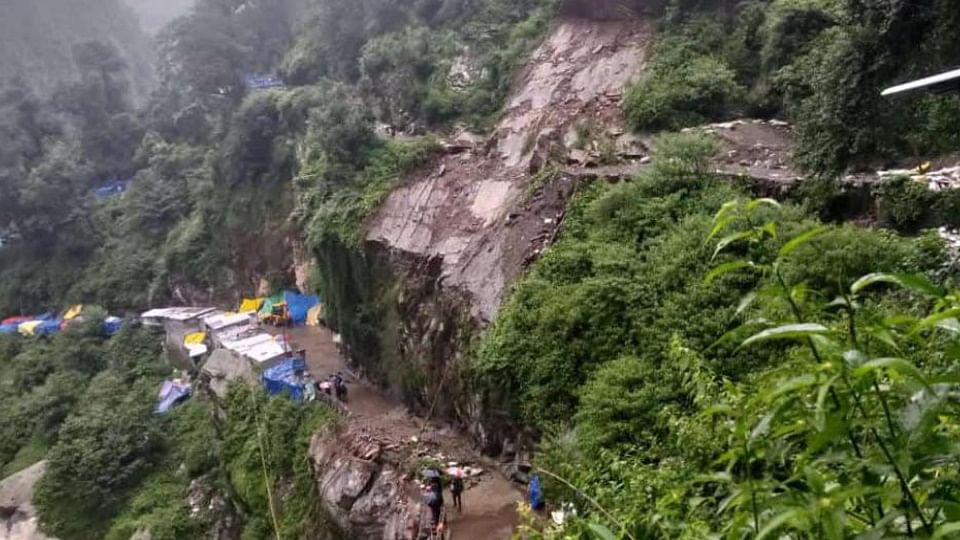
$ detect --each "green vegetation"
[3,1,960,539]
[0,318,337,539]
[626,0,960,173]
[477,136,960,537]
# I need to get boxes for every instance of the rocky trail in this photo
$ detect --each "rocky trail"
[283,326,524,539]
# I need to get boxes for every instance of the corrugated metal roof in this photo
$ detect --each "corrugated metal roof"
[203,311,254,331]
[141,307,217,322]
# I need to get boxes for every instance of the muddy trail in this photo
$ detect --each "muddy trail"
[282,326,524,539]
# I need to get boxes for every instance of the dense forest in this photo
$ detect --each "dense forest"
[1,0,960,538]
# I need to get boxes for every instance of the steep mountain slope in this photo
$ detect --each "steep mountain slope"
[369,14,653,322]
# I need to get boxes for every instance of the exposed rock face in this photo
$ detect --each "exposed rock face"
[368,16,653,324]
[309,433,419,540]
[0,461,54,540]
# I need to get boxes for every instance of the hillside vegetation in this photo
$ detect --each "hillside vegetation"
[1,0,959,538]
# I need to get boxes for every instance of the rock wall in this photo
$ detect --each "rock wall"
[308,431,419,540]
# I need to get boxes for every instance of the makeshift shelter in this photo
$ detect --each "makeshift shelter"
[102,317,122,336]
[283,291,320,326]
[184,331,208,359]
[62,305,83,321]
[2,316,30,326]
[261,356,306,400]
[35,320,62,336]
[258,294,286,322]
[93,180,129,199]
[18,321,42,336]
[0,323,19,334]
[203,311,254,335]
[239,298,264,313]
[142,307,216,368]
[155,380,192,414]
[244,74,284,90]
[222,333,290,368]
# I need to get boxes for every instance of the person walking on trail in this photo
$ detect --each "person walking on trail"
[450,472,464,512]
[422,480,443,529]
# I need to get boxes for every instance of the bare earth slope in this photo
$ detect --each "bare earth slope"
[368,15,653,322]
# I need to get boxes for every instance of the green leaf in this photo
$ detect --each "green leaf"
[932,522,960,539]
[910,308,960,336]
[705,261,755,284]
[587,523,618,540]
[815,374,841,430]
[742,323,830,347]
[756,510,799,540]
[766,374,817,401]
[779,225,829,258]
[735,292,757,317]
[712,230,759,260]
[761,221,778,239]
[708,201,740,241]
[853,357,929,387]
[851,273,944,298]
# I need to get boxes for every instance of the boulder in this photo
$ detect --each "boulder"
[0,461,53,540]
[319,458,377,512]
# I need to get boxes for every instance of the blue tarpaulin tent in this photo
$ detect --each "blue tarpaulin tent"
[283,291,320,326]
[155,380,192,414]
[529,474,544,510]
[94,180,130,199]
[244,74,284,90]
[0,323,18,334]
[261,356,306,400]
[35,319,62,336]
[103,316,122,336]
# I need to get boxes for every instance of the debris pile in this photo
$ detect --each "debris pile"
[878,165,960,191]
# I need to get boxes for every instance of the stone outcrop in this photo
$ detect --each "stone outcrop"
[0,461,53,540]
[309,432,419,540]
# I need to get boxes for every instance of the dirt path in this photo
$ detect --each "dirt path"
[282,326,523,539]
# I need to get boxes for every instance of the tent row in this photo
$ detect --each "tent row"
[0,305,121,337]
[144,292,322,412]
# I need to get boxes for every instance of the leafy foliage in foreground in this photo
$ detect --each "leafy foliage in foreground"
[478,137,957,537]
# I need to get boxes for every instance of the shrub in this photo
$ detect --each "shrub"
[625,42,744,131]
[874,175,938,229]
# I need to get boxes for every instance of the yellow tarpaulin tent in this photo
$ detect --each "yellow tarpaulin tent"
[239,298,264,313]
[63,305,83,320]
[18,321,42,336]
[306,304,324,326]
[184,332,206,345]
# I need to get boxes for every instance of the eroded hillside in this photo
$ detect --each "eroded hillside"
[369,12,654,322]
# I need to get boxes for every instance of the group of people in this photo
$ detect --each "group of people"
[318,371,348,401]
[303,371,347,402]
[420,468,465,533]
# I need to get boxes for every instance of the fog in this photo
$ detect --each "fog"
[123,0,194,34]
